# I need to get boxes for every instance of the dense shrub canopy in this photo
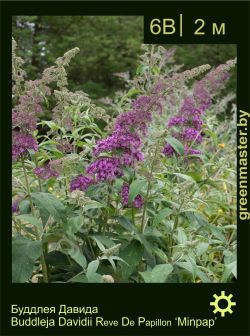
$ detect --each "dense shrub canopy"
[12,33,237,284]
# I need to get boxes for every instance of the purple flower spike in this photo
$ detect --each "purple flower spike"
[121,183,144,209]
[132,194,144,209]
[162,143,175,156]
[168,116,187,127]
[184,146,202,156]
[70,175,94,192]
[86,157,123,182]
[93,131,141,157]
[12,131,38,161]
[163,60,235,158]
[181,127,203,143]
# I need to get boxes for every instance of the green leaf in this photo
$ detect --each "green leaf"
[176,258,197,279]
[186,171,203,182]
[196,268,212,283]
[128,179,145,205]
[199,178,220,189]
[12,237,42,283]
[153,247,168,262]
[140,264,173,283]
[152,66,160,74]
[196,242,209,256]
[67,247,87,269]
[100,255,126,272]
[83,201,105,211]
[116,216,152,254]
[176,227,188,245]
[31,192,66,223]
[176,261,194,275]
[85,183,106,198]
[65,216,84,236]
[135,233,153,254]
[221,261,237,282]
[173,173,196,182]
[87,260,99,275]
[126,88,141,97]
[18,199,30,214]
[91,235,115,249]
[59,239,87,269]
[144,227,162,238]
[42,232,63,244]
[39,120,62,131]
[207,223,227,243]
[166,136,184,156]
[86,260,103,283]
[136,64,149,75]
[153,208,172,226]
[119,240,144,280]
[71,273,88,283]
[16,214,43,234]
[116,216,136,232]
[204,128,217,145]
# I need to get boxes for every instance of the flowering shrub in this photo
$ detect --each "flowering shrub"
[12,40,237,283]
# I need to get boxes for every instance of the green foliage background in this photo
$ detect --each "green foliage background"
[12,16,236,99]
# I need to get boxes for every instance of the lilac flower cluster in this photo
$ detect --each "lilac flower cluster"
[34,162,59,180]
[115,96,154,135]
[163,98,204,156]
[163,60,236,157]
[71,94,162,198]
[120,183,144,209]
[86,157,123,182]
[12,131,38,161]
[178,127,203,143]
[33,159,64,180]
[70,175,94,192]
[93,132,141,157]
[168,116,187,127]
[93,95,158,166]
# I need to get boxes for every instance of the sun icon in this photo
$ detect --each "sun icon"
[210,291,236,317]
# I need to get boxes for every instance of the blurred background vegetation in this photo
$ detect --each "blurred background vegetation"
[12,16,236,99]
